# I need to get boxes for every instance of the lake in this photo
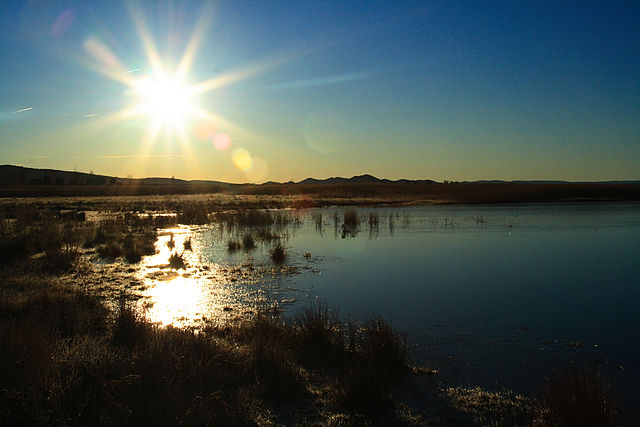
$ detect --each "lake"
[139,202,640,412]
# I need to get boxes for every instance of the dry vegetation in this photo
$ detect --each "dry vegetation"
[0,201,621,425]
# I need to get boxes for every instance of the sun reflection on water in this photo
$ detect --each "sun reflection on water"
[144,275,206,327]
[138,227,260,328]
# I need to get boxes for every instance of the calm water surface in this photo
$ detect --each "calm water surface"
[139,203,640,410]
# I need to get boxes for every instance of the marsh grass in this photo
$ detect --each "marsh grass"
[256,227,279,242]
[227,239,241,252]
[176,203,210,224]
[97,242,124,259]
[242,233,256,250]
[368,212,379,228]
[293,304,343,366]
[168,252,186,269]
[313,212,323,230]
[343,209,359,228]
[270,243,286,265]
[538,364,617,426]
[183,237,192,251]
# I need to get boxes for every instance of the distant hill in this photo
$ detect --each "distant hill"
[0,165,116,186]
[1,165,638,192]
[0,165,231,187]
[297,174,436,185]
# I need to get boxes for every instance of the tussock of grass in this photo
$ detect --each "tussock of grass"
[242,233,256,250]
[343,209,359,228]
[270,243,286,265]
[177,204,210,224]
[227,239,241,252]
[183,237,192,251]
[97,242,124,259]
[293,304,343,365]
[538,364,617,426]
[168,252,186,269]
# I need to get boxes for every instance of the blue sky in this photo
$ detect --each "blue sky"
[1,1,639,182]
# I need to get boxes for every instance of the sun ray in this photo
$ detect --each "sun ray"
[126,2,165,77]
[189,54,293,96]
[175,3,215,82]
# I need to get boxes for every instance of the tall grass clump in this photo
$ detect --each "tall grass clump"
[270,243,286,265]
[183,237,192,251]
[168,252,186,269]
[342,317,408,410]
[177,204,210,224]
[368,212,379,228]
[242,233,256,250]
[97,242,124,259]
[343,209,359,228]
[227,239,241,252]
[293,304,343,365]
[538,364,617,427]
[111,294,151,347]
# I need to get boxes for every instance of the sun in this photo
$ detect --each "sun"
[131,73,194,127]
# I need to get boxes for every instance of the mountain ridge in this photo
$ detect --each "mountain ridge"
[1,164,639,186]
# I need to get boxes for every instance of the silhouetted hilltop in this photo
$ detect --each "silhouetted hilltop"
[1,165,639,201]
[0,164,115,186]
[297,174,436,185]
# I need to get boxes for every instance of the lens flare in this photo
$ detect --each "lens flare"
[243,157,268,183]
[213,133,231,151]
[232,148,253,171]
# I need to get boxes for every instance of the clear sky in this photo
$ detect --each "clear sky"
[1,1,639,183]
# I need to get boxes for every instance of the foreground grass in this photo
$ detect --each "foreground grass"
[0,278,414,425]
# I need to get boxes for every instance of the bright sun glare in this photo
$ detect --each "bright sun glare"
[132,74,193,124]
[82,3,287,180]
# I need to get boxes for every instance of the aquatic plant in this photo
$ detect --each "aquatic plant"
[168,252,186,269]
[227,239,241,252]
[312,212,323,230]
[242,233,256,250]
[368,212,379,227]
[270,243,286,265]
[183,237,192,251]
[343,209,359,228]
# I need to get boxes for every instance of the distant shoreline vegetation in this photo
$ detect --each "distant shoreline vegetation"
[1,165,639,202]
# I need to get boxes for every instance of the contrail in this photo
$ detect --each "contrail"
[13,107,33,113]
[269,71,375,91]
